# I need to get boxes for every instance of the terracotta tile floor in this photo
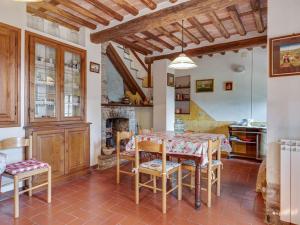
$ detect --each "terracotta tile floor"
[0,159,265,225]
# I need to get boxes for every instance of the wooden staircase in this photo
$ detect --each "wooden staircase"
[106,43,146,100]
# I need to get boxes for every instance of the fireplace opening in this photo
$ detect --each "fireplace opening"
[105,118,129,149]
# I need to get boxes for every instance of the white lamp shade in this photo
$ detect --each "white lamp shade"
[168,53,197,70]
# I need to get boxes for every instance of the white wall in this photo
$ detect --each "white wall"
[267,0,300,187]
[85,29,102,166]
[153,59,175,131]
[135,108,153,129]
[175,47,267,122]
[0,0,101,190]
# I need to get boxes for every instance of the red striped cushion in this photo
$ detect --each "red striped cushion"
[5,159,49,175]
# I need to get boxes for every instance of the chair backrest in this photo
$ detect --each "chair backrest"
[116,131,134,154]
[207,138,221,164]
[0,136,33,159]
[135,138,167,172]
[138,128,153,135]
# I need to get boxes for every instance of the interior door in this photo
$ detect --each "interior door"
[0,23,20,127]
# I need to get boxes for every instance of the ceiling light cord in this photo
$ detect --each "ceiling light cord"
[250,50,254,120]
[181,20,184,53]
[168,19,197,70]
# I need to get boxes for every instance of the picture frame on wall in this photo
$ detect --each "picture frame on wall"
[270,33,300,77]
[196,79,214,92]
[224,81,233,91]
[90,61,100,73]
[167,73,175,87]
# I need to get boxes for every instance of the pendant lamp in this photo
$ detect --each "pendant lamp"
[168,20,197,70]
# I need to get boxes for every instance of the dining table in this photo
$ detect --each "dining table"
[126,131,231,209]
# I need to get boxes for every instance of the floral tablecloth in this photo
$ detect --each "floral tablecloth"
[126,131,231,166]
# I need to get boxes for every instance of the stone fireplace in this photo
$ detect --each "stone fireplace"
[106,117,129,148]
[99,106,136,170]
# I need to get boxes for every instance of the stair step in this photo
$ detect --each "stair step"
[124,56,132,61]
[131,67,138,72]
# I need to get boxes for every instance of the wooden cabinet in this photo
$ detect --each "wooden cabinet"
[33,129,65,179]
[27,124,90,182]
[0,22,20,127]
[61,47,86,121]
[25,31,86,125]
[25,32,90,182]
[66,127,90,174]
[228,125,266,161]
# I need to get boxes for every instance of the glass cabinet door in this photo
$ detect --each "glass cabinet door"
[63,51,82,118]
[34,42,57,119]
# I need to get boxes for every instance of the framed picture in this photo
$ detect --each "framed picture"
[167,73,175,87]
[224,81,233,91]
[270,33,300,77]
[90,62,100,73]
[196,79,214,92]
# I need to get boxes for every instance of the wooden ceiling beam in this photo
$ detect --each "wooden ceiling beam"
[140,0,157,10]
[187,17,214,43]
[129,34,163,52]
[84,0,123,21]
[146,35,267,63]
[55,0,109,26]
[207,11,230,39]
[131,50,148,71]
[113,37,153,55]
[113,0,139,16]
[155,7,267,39]
[29,2,97,30]
[156,27,187,47]
[27,5,79,31]
[172,22,200,45]
[142,31,174,50]
[251,0,265,33]
[227,5,246,36]
[90,0,244,43]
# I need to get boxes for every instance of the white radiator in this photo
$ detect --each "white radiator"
[280,139,300,224]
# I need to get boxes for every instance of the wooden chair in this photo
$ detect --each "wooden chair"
[116,131,134,184]
[0,136,51,218]
[181,138,222,207]
[134,138,182,214]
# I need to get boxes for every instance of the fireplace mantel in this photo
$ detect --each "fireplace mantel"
[101,103,153,108]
